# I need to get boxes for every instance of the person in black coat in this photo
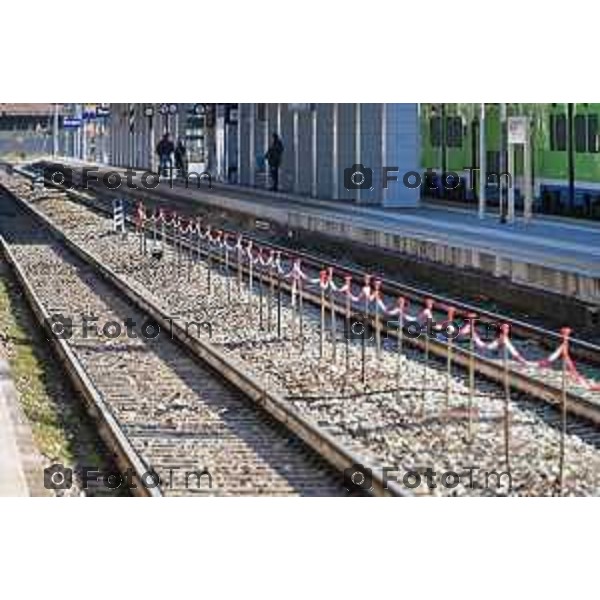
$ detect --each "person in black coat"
[265,133,284,192]
[156,133,175,176]
[174,139,187,177]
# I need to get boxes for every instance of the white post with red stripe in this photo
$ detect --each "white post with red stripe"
[558,326,571,495]
[500,323,512,475]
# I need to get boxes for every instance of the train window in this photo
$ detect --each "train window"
[429,116,442,147]
[574,114,587,153]
[486,150,500,174]
[554,114,567,151]
[549,115,555,150]
[588,115,599,153]
[446,116,462,147]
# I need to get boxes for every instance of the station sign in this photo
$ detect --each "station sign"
[96,105,110,118]
[63,117,82,128]
[82,109,97,121]
[508,116,528,145]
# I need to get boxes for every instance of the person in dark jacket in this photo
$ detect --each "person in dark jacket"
[265,133,284,192]
[174,139,187,177]
[156,133,175,176]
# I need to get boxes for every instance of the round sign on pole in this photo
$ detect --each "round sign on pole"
[144,105,154,118]
[159,104,169,115]
[169,104,178,115]
[193,103,205,115]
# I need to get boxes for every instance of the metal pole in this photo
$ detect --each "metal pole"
[81,110,87,161]
[345,278,351,375]
[374,281,381,359]
[502,324,511,474]
[395,307,404,403]
[320,271,326,359]
[149,114,155,172]
[558,328,570,495]
[293,110,299,194]
[277,267,282,340]
[507,138,515,223]
[332,103,339,199]
[53,103,59,157]
[258,256,264,331]
[499,103,507,223]
[299,276,305,353]
[524,117,533,224]
[559,345,567,496]
[567,103,575,213]
[441,103,447,198]
[311,106,318,198]
[362,292,368,385]
[268,258,274,331]
[467,314,476,442]
[329,268,337,361]
[446,309,455,412]
[478,103,486,219]
[226,245,231,304]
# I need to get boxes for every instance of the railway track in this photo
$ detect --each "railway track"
[17,163,600,420]
[0,188,388,496]
[3,168,600,495]
[30,159,600,358]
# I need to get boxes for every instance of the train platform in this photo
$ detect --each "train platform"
[34,159,600,318]
[0,358,48,496]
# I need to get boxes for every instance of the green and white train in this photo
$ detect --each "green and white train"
[420,103,600,218]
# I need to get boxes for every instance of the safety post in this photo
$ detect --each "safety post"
[196,217,202,271]
[362,275,371,386]
[136,202,145,254]
[395,297,406,403]
[267,252,275,332]
[215,231,224,295]
[290,264,297,342]
[374,279,382,360]
[298,264,305,354]
[225,236,231,304]
[467,312,477,443]
[152,210,158,248]
[248,241,254,295]
[319,269,327,359]
[328,267,337,361]
[344,276,352,375]
[276,254,282,340]
[171,213,178,266]
[445,306,456,413]
[142,203,148,254]
[236,236,243,293]
[187,222,193,282]
[247,241,254,321]
[501,323,511,475]
[207,229,213,296]
[558,327,571,496]
[421,298,434,412]
[258,248,264,331]
[176,216,182,266]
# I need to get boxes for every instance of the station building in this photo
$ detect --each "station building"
[106,103,420,208]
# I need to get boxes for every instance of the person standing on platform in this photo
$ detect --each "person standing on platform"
[174,139,187,178]
[156,133,174,177]
[265,133,284,192]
